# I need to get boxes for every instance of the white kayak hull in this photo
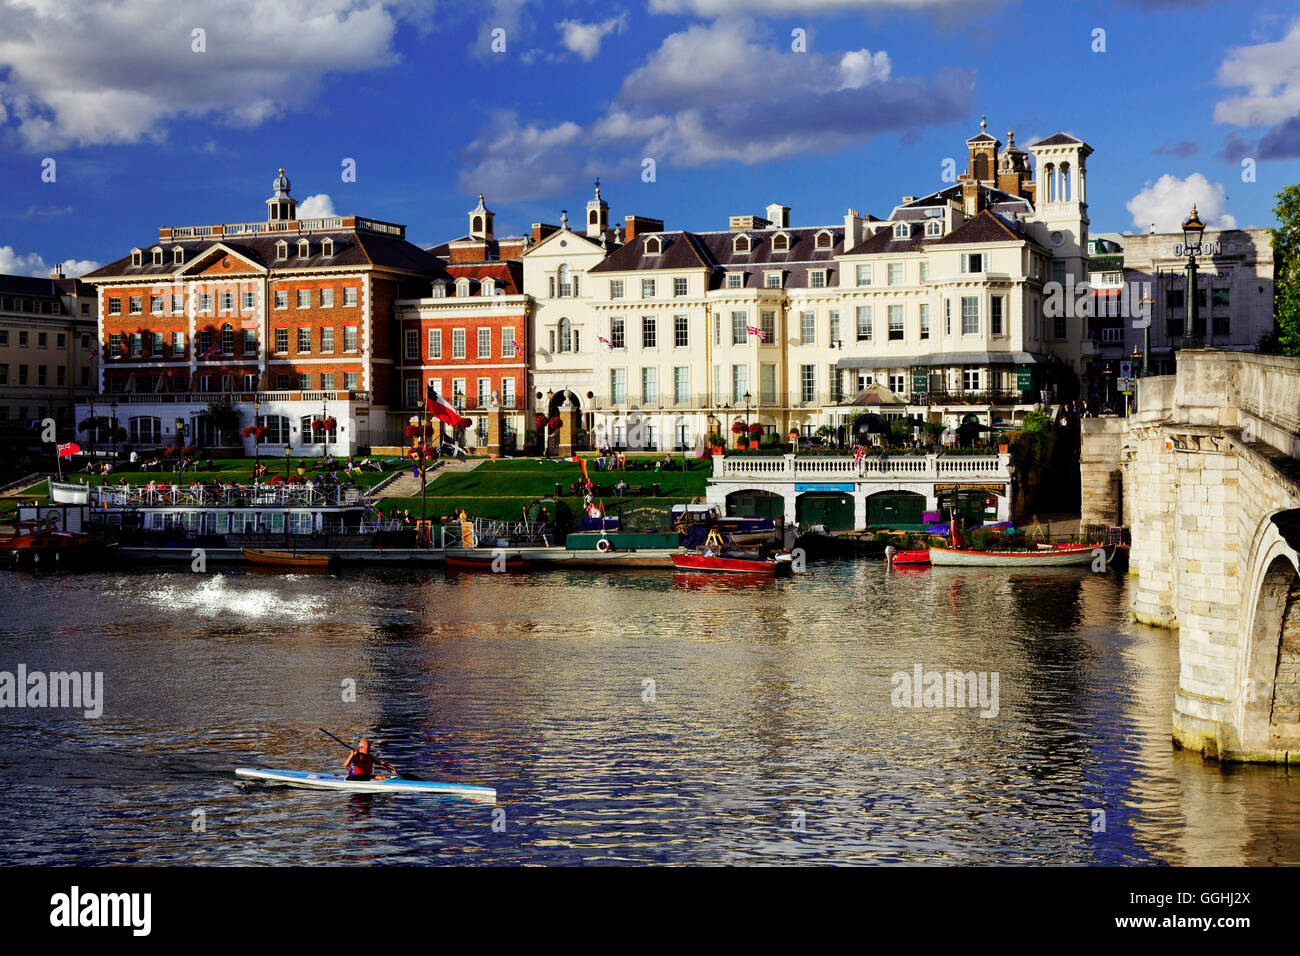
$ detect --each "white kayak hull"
[929,545,1109,567]
[235,768,496,801]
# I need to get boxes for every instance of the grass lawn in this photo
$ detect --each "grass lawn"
[413,456,712,501]
[375,494,691,525]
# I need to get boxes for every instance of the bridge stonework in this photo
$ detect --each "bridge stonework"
[1104,351,1300,762]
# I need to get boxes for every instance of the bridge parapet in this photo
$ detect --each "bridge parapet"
[1117,350,1300,761]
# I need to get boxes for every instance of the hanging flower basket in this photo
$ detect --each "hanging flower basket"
[535,413,547,430]
[311,417,336,432]
[242,425,267,440]
[730,420,747,435]
[748,422,764,435]
[547,416,562,431]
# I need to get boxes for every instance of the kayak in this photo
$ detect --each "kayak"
[235,768,496,801]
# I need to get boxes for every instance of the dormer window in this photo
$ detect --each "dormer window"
[456,278,471,297]
[771,233,789,252]
[298,239,310,259]
[815,230,834,250]
[321,237,334,257]
[893,222,911,239]
[275,240,288,260]
[925,219,942,238]
[130,248,142,267]
[152,247,163,266]
[172,247,185,265]
[481,278,495,296]
[431,282,447,298]
[733,234,752,254]
[644,236,662,255]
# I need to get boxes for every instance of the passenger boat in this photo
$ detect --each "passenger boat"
[444,552,530,572]
[928,543,1111,567]
[243,548,335,569]
[0,519,107,566]
[671,551,793,576]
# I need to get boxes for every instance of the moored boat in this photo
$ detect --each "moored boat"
[890,549,932,565]
[928,544,1111,567]
[243,548,336,569]
[0,518,108,566]
[445,552,530,572]
[671,551,793,576]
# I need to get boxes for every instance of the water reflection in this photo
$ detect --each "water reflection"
[2,563,1300,865]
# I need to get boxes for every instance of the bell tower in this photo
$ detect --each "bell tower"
[586,179,609,239]
[469,194,495,241]
[963,116,1000,186]
[1025,132,1093,275]
[266,168,297,222]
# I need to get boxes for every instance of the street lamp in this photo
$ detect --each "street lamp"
[1181,204,1206,348]
[253,400,261,477]
[743,390,752,437]
[110,401,118,456]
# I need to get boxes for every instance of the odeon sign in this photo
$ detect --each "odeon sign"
[1171,240,1222,258]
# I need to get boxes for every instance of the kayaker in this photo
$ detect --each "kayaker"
[344,738,389,782]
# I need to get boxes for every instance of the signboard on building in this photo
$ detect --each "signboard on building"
[795,483,854,493]
[1016,367,1032,390]
[912,368,929,393]
[934,483,1006,496]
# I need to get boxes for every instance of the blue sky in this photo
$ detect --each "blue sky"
[1,0,1299,276]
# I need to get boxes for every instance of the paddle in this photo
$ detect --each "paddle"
[319,728,424,781]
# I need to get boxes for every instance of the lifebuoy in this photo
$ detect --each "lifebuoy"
[596,537,611,552]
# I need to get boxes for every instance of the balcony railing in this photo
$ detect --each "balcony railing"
[89,483,363,508]
[83,391,371,405]
[714,452,1010,482]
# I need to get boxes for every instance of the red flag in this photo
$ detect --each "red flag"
[425,383,471,429]
[57,442,81,458]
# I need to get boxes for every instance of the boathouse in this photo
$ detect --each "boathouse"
[705,452,1016,531]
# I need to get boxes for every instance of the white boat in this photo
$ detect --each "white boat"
[235,768,496,801]
[928,543,1110,567]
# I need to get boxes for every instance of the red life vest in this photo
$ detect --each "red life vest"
[348,751,374,778]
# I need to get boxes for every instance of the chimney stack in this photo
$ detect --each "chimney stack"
[765,203,790,228]
[843,209,863,250]
[50,264,64,280]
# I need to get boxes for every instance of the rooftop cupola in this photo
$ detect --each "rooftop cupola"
[586,178,609,238]
[469,193,495,241]
[266,168,296,222]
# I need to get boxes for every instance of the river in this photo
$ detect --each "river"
[2,561,1299,865]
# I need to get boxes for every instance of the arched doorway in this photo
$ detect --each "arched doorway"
[726,490,784,521]
[796,491,854,531]
[866,490,926,529]
[544,390,582,455]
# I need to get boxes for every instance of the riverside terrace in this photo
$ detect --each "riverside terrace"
[705,450,1016,531]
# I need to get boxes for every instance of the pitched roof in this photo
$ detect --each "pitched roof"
[0,274,75,297]
[1030,132,1083,146]
[590,226,844,290]
[843,223,927,256]
[86,230,446,281]
[929,209,1038,247]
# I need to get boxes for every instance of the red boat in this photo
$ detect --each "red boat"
[0,519,106,566]
[890,549,931,565]
[445,553,530,573]
[671,552,792,576]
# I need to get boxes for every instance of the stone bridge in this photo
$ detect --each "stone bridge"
[1083,350,1300,762]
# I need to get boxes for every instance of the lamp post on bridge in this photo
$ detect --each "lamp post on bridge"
[1180,205,1207,349]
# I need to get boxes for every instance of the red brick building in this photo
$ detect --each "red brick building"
[78,170,446,454]
[395,195,532,452]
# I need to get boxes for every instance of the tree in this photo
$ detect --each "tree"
[204,399,240,446]
[1272,170,1300,355]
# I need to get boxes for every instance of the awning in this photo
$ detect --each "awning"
[903,351,1050,366]
[834,356,907,370]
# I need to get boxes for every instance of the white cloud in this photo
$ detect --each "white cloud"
[648,0,981,12]
[1213,18,1300,126]
[0,0,408,149]
[0,246,101,278]
[557,14,628,62]
[296,194,337,219]
[460,18,970,200]
[1125,173,1237,233]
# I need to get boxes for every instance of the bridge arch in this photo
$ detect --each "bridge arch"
[1236,511,1300,756]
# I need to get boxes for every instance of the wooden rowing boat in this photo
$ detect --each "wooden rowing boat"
[928,544,1111,567]
[243,548,335,569]
[445,553,530,572]
[672,552,793,576]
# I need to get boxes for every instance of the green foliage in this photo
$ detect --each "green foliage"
[1272,171,1300,355]
[1020,409,1054,433]
[887,417,912,445]
[203,399,241,445]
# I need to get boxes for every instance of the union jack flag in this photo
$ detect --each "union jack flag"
[597,336,614,350]
[512,339,523,357]
[853,444,865,465]
[746,326,768,340]
[199,343,221,360]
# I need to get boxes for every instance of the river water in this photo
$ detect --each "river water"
[2,561,1299,866]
